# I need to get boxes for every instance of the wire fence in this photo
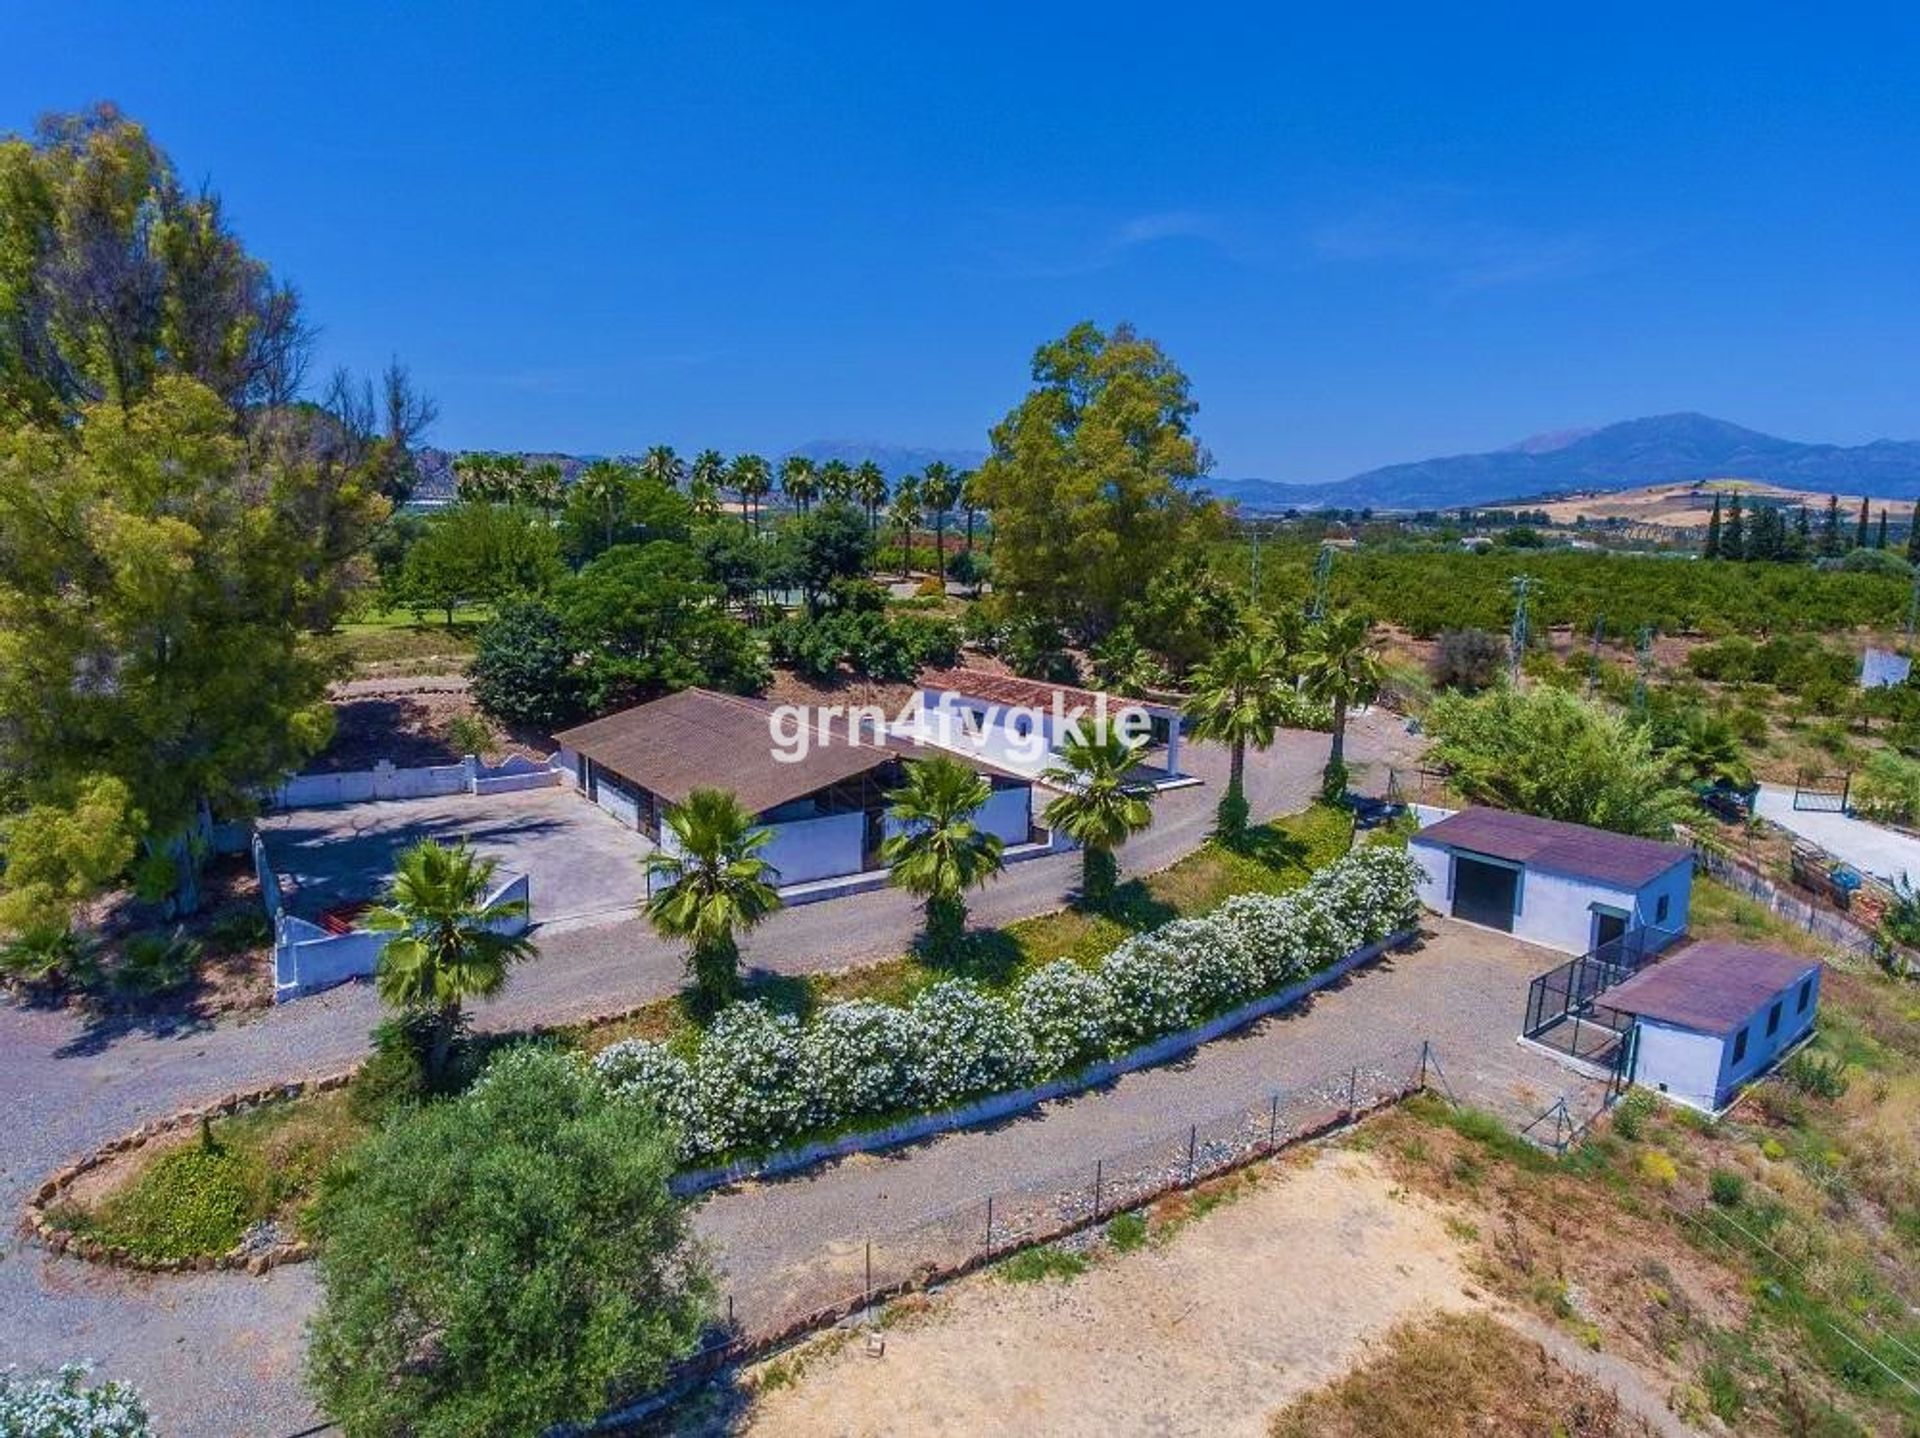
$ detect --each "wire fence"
[603,1041,1440,1428]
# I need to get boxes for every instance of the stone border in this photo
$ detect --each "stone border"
[22,1071,355,1275]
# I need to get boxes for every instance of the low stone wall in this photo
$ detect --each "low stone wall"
[22,1071,355,1275]
[670,927,1416,1196]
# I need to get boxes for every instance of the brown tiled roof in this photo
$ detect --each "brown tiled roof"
[1412,807,1687,889]
[1604,941,1819,1035]
[554,688,1021,817]
[918,667,1180,716]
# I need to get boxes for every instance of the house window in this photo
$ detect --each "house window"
[1797,978,1813,1013]
[1655,893,1670,924]
[1766,1001,1782,1037]
[1731,1027,1749,1064]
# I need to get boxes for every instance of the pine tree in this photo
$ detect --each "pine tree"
[1823,495,1843,556]
[1703,495,1722,559]
[1724,493,1745,560]
[1856,497,1871,551]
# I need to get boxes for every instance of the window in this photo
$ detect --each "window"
[1654,893,1670,924]
[1731,1027,1749,1064]
[1766,1001,1781,1037]
[1797,978,1813,1013]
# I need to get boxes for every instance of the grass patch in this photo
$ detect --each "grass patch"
[328,606,489,678]
[996,1245,1089,1284]
[1266,1310,1646,1437]
[1105,1211,1149,1252]
[58,1090,365,1261]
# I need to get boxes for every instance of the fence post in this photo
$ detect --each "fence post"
[1093,1160,1103,1222]
[1347,1065,1359,1119]
[864,1240,872,1317]
[1268,1093,1280,1149]
[1186,1125,1198,1183]
[984,1194,993,1251]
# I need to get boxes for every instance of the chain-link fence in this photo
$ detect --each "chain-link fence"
[607,1042,1439,1427]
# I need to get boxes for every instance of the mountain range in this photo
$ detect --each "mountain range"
[409,414,1920,512]
[1211,413,1920,512]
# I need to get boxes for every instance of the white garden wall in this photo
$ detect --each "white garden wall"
[270,755,560,811]
[272,872,532,1002]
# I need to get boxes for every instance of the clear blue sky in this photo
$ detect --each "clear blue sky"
[9,3,1919,480]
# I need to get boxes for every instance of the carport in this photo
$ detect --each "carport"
[257,786,653,928]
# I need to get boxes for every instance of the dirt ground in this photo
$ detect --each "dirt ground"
[724,1149,1482,1438]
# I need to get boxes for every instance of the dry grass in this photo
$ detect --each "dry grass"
[1267,1310,1650,1438]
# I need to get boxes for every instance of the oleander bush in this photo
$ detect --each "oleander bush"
[596,845,1422,1166]
[0,1364,152,1438]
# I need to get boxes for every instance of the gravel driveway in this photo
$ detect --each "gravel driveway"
[0,714,1428,1437]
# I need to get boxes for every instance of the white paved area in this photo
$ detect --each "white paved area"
[1754,783,1920,887]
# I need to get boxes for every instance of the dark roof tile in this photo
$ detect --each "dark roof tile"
[1604,941,1819,1034]
[1413,807,1687,889]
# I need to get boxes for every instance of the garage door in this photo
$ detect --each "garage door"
[1452,856,1518,931]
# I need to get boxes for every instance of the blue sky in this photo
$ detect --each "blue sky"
[8,3,1920,480]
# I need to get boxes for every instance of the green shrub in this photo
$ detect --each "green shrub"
[1783,1050,1850,1100]
[113,928,200,997]
[997,1245,1088,1283]
[73,1140,256,1261]
[445,713,493,756]
[204,905,270,952]
[1612,1088,1656,1141]
[1708,1169,1747,1207]
[0,924,99,988]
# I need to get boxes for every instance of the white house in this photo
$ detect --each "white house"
[1409,807,1692,955]
[553,688,1037,894]
[1604,941,1822,1112]
[903,667,1189,788]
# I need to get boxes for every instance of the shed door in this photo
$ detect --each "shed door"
[1452,856,1518,931]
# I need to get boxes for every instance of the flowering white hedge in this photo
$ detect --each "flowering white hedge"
[595,844,1423,1165]
[0,1364,152,1438]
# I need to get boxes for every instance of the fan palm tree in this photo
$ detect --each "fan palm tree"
[1182,623,1298,840]
[781,454,819,514]
[818,458,855,507]
[919,462,958,584]
[526,460,565,521]
[881,756,1005,960]
[641,444,686,492]
[576,458,630,551]
[366,839,535,1079]
[643,788,782,1004]
[1042,722,1156,910]
[1300,608,1385,797]
[853,460,889,539]
[889,478,922,577]
[729,452,772,536]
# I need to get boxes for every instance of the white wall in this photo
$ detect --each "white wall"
[1408,839,1693,956]
[273,755,559,810]
[757,810,865,886]
[273,873,531,1002]
[975,784,1035,845]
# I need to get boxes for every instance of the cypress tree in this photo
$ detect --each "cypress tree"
[1907,503,1920,564]
[1823,495,1843,556]
[1703,495,1722,558]
[1857,496,1871,550]
[1724,493,1745,560]
[1878,509,1890,549]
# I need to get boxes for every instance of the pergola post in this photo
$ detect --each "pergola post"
[1165,712,1182,777]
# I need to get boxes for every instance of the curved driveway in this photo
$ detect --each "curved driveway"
[0,718,1419,1436]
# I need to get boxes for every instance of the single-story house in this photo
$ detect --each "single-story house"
[1409,807,1692,955]
[904,667,1189,787]
[1605,941,1822,1112]
[553,688,1036,890]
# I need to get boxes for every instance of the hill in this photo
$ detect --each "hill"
[1218,413,1920,512]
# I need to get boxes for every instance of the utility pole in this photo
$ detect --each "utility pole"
[1308,542,1334,623]
[1508,575,1537,685]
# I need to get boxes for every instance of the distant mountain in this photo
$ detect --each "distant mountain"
[1215,413,1920,512]
[784,439,987,479]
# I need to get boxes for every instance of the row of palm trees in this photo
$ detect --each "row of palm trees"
[1183,609,1384,837]
[645,726,1151,999]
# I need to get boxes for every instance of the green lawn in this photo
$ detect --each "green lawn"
[328,605,492,678]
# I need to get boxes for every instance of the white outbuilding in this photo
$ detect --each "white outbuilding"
[1604,942,1822,1112]
[1409,807,1692,955]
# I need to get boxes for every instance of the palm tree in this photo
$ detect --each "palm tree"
[889,477,922,577]
[576,458,630,551]
[920,462,958,584]
[366,839,534,1079]
[1042,722,1156,909]
[641,444,686,492]
[1182,623,1298,840]
[781,454,818,514]
[1300,609,1385,797]
[959,469,983,552]
[853,460,889,539]
[526,460,565,521]
[818,459,855,507]
[881,756,1005,959]
[729,452,772,536]
[643,788,782,1004]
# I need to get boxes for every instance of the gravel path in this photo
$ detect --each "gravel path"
[0,715,1423,1437]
